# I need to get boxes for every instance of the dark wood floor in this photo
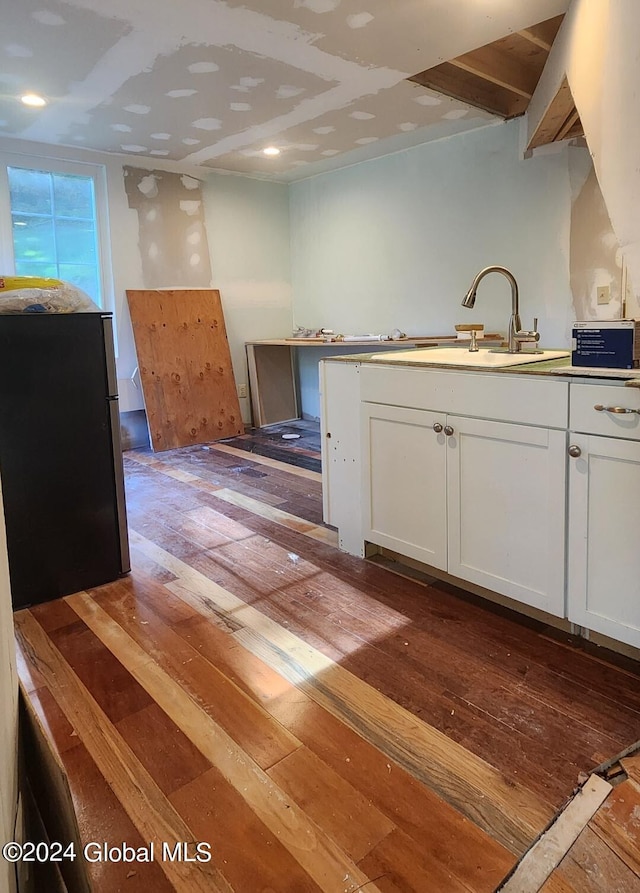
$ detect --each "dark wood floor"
[14,433,640,892]
[219,419,322,472]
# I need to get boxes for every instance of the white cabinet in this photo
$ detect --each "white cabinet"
[360,367,568,616]
[447,415,566,616]
[362,403,447,569]
[567,383,640,648]
[324,359,640,645]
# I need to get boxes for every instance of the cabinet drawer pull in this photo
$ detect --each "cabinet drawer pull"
[594,404,640,415]
[444,425,454,437]
[568,445,582,458]
[433,422,443,433]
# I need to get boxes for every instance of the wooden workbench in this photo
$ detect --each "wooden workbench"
[245,335,503,426]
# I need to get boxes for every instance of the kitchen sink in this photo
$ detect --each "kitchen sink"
[367,347,571,367]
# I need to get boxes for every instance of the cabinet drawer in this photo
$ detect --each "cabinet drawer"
[361,365,453,412]
[361,364,568,428]
[570,382,640,440]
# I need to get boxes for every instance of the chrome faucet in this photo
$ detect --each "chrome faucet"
[462,266,539,353]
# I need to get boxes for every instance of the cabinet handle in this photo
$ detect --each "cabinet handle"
[444,425,454,437]
[568,445,582,458]
[433,422,443,433]
[594,403,640,415]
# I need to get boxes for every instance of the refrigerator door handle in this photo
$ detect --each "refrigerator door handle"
[102,314,118,397]
[108,397,131,573]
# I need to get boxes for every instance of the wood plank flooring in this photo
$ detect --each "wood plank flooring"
[218,419,322,473]
[14,437,640,892]
[501,766,640,892]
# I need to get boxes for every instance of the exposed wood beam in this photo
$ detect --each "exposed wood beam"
[449,45,538,99]
[518,15,564,52]
[564,119,585,140]
[518,28,553,51]
[410,64,528,119]
[409,14,565,127]
[527,77,578,150]
[556,108,581,142]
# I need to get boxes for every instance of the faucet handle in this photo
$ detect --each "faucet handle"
[514,319,540,348]
[531,317,540,343]
[528,317,540,345]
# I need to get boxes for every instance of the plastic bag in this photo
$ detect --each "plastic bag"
[0,276,100,313]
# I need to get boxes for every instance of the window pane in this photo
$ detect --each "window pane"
[8,167,52,214]
[55,219,97,264]
[14,260,58,280]
[58,264,100,301]
[8,164,104,307]
[53,174,94,219]
[12,215,56,264]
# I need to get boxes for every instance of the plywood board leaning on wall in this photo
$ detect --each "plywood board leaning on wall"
[126,289,243,451]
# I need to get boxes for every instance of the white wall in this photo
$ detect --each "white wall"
[289,119,588,417]
[202,172,293,423]
[527,0,640,309]
[0,485,18,893]
[290,120,578,348]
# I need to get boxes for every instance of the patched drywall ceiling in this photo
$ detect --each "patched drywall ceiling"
[1,0,569,181]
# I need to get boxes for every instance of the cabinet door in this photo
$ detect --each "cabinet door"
[567,433,640,648]
[361,403,447,569]
[447,416,566,616]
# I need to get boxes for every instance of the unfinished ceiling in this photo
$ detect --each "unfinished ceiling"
[0,0,571,181]
[410,16,564,119]
[409,14,583,145]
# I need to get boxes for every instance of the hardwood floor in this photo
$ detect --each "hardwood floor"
[218,420,322,473]
[14,436,640,892]
[501,767,640,892]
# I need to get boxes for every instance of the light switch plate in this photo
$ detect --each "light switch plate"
[597,285,611,305]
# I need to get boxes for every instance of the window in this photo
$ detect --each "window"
[9,167,101,303]
[0,153,112,309]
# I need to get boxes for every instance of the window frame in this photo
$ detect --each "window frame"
[0,152,114,312]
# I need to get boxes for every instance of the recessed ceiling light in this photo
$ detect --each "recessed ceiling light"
[263,146,280,156]
[20,93,47,107]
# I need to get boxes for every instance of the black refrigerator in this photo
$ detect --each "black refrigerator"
[0,312,130,610]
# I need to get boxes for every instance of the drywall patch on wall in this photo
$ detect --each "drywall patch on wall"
[181,174,201,190]
[569,149,622,320]
[31,10,66,26]
[347,13,374,29]
[294,0,341,13]
[123,166,212,288]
